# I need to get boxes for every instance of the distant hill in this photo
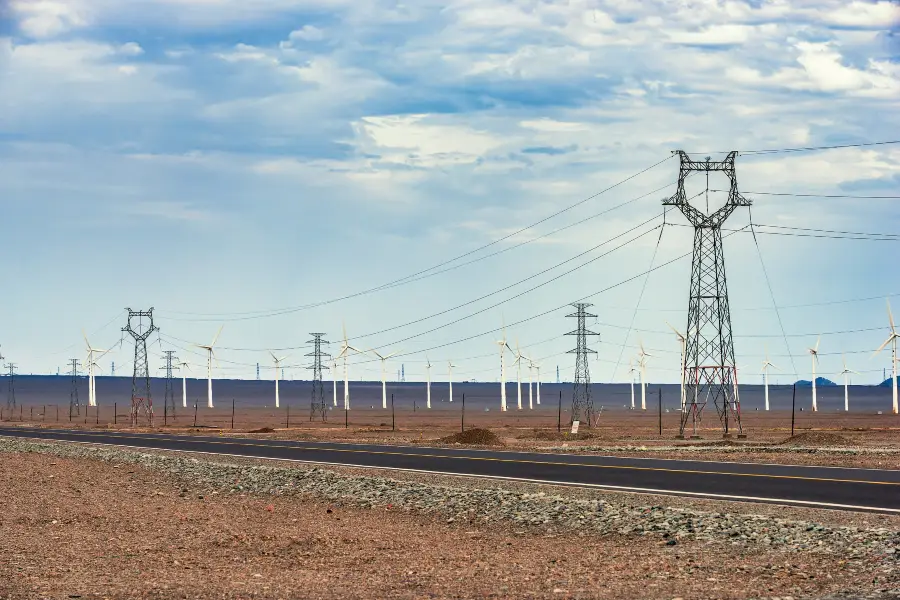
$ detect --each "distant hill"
[794,377,838,387]
[880,376,899,387]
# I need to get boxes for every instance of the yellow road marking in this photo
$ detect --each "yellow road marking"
[8,429,900,487]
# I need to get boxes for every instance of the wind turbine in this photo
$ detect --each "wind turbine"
[195,325,223,409]
[760,349,779,412]
[448,361,456,403]
[665,321,686,411]
[512,340,528,410]
[838,354,858,413]
[628,358,636,410]
[425,354,433,409]
[527,359,534,410]
[874,299,899,414]
[178,359,191,408]
[336,322,361,410]
[637,341,652,411]
[82,330,108,407]
[808,336,820,412]
[495,321,509,411]
[532,361,542,406]
[270,352,289,409]
[332,358,338,407]
[369,349,398,409]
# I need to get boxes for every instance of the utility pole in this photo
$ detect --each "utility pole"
[160,350,178,422]
[566,303,598,426]
[663,151,749,439]
[256,363,260,381]
[306,333,330,422]
[69,359,81,419]
[5,363,16,412]
[122,307,158,427]
[111,361,115,377]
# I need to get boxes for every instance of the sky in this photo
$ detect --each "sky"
[0,0,898,385]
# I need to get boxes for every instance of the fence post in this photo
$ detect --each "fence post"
[391,393,395,431]
[193,401,198,428]
[113,403,116,426]
[791,383,797,437]
[557,390,562,432]
[658,388,662,436]
[461,393,465,433]
[231,399,235,430]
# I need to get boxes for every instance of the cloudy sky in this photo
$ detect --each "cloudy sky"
[0,0,898,386]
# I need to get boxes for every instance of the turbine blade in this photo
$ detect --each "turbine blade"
[664,320,684,339]
[211,325,224,348]
[873,337,893,356]
[815,335,820,353]
[888,299,895,332]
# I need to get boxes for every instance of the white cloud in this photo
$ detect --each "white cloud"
[11,0,89,38]
[285,25,325,44]
[118,42,144,56]
[815,1,900,28]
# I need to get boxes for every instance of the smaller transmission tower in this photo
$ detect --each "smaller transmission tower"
[6,363,17,412]
[122,308,158,427]
[68,359,81,418]
[161,350,178,421]
[306,333,330,421]
[111,361,115,377]
[566,303,598,426]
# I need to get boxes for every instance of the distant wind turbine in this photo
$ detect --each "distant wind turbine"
[873,299,899,414]
[270,352,289,408]
[194,325,223,409]
[838,354,858,413]
[535,362,541,405]
[425,354,433,409]
[178,359,191,408]
[665,321,686,411]
[760,349,779,412]
[83,330,109,407]
[495,319,509,411]
[808,336,821,412]
[628,359,636,410]
[512,339,528,411]
[448,361,456,403]
[527,359,535,410]
[370,349,398,409]
[336,322,361,410]
[637,341,652,411]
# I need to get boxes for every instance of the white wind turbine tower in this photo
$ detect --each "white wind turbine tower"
[665,321,687,411]
[808,336,821,412]
[448,361,456,403]
[760,349,779,412]
[336,322,361,410]
[178,359,191,408]
[495,322,510,411]
[425,355,433,409]
[838,354,858,413]
[873,299,899,415]
[369,349,398,409]
[512,340,528,410]
[195,325,223,409]
[270,352,289,409]
[527,359,535,410]
[638,342,652,411]
[82,330,108,407]
[535,362,541,405]
[332,358,338,407]
[628,359,636,410]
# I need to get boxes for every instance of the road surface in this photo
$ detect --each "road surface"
[1,426,898,513]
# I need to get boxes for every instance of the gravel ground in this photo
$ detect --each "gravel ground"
[1,436,900,599]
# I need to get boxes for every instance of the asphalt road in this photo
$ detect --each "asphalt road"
[2,426,899,513]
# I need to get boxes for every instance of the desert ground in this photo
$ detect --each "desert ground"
[1,443,899,600]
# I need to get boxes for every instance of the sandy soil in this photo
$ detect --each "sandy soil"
[1,450,898,600]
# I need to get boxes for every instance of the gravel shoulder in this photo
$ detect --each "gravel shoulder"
[1,436,900,599]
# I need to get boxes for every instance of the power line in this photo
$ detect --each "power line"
[156,157,676,322]
[722,190,900,199]
[694,140,900,156]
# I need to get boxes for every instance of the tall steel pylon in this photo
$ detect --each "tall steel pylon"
[161,350,178,421]
[68,358,81,419]
[663,150,750,438]
[306,333,330,422]
[566,303,598,426]
[122,308,158,427]
[5,363,16,412]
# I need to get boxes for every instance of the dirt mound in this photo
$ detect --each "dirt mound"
[438,428,504,446]
[248,427,276,434]
[780,432,851,447]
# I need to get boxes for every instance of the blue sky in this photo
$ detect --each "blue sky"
[0,0,898,385]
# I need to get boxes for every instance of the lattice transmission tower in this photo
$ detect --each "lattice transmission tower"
[6,363,16,412]
[68,359,81,419]
[663,151,750,439]
[122,308,158,427]
[566,303,598,426]
[161,350,178,421]
[306,333,330,422]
